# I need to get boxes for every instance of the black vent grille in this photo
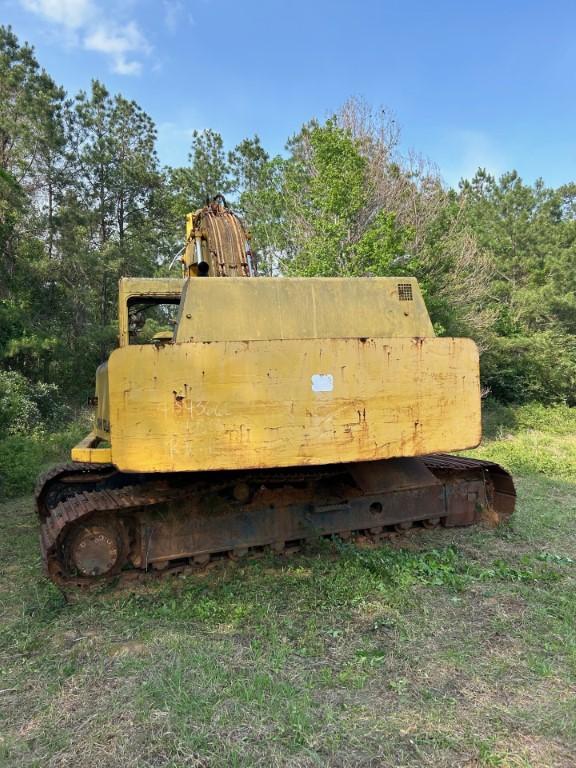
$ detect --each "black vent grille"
[398,283,413,301]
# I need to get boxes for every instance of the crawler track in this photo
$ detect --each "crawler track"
[36,456,515,588]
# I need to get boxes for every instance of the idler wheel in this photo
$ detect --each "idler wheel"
[66,519,127,578]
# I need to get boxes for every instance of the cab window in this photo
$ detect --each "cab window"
[127,297,180,345]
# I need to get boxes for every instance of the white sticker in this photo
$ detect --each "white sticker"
[311,373,334,393]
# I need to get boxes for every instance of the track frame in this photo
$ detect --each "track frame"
[36,455,516,589]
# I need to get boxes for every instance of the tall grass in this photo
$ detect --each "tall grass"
[0,419,88,499]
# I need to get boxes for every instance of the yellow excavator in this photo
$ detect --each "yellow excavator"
[36,197,515,586]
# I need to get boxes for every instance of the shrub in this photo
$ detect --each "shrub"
[0,420,87,499]
[481,330,576,405]
[0,370,69,437]
[0,370,43,436]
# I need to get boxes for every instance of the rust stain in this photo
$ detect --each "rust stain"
[108,336,480,473]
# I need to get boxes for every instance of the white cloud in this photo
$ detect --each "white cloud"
[19,0,151,75]
[21,0,96,29]
[84,21,150,75]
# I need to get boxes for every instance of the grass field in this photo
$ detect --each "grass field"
[1,403,575,767]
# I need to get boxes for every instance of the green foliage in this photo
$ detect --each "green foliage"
[228,135,269,194]
[511,401,576,434]
[282,120,411,276]
[0,419,85,498]
[0,168,25,256]
[0,369,68,436]
[0,435,46,497]
[353,209,410,276]
[0,369,44,436]
[178,128,232,209]
[482,331,576,404]
[462,171,576,402]
[0,368,77,498]
[461,171,576,335]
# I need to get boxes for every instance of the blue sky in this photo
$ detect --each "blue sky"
[3,0,575,188]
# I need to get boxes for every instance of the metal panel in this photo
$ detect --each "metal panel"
[175,277,435,343]
[107,336,481,473]
[140,486,447,563]
[349,457,441,493]
[70,432,112,463]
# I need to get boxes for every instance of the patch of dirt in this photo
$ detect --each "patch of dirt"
[108,641,150,657]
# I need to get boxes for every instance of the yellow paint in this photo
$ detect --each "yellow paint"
[76,276,481,471]
[185,211,194,240]
[94,362,110,441]
[184,212,196,277]
[105,336,480,473]
[71,431,112,463]
[175,277,433,342]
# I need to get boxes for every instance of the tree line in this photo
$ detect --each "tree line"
[1,24,575,441]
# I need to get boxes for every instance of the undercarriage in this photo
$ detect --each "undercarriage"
[36,455,516,588]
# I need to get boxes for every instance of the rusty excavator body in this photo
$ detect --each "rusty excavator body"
[36,198,515,587]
